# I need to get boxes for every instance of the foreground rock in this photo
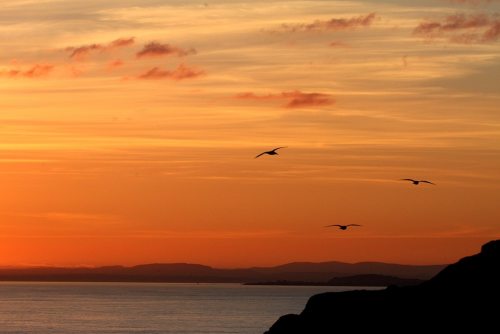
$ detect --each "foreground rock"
[265,240,500,333]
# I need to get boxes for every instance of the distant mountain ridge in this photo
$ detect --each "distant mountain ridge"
[0,261,445,283]
[252,261,443,279]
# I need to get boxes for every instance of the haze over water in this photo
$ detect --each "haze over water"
[0,282,378,334]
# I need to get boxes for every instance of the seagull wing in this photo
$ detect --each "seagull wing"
[420,180,435,185]
[324,224,342,228]
[401,178,416,182]
[254,152,267,159]
[272,146,287,152]
[347,224,362,227]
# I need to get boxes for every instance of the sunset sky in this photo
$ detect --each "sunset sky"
[1,0,499,267]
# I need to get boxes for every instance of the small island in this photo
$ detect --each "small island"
[245,274,424,287]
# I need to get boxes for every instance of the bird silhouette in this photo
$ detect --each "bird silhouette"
[324,224,362,230]
[255,147,287,159]
[401,179,435,185]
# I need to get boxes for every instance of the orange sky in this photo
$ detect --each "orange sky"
[0,0,499,267]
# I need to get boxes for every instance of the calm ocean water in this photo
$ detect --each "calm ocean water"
[0,282,377,333]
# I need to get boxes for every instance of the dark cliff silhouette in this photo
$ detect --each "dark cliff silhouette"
[0,261,443,283]
[265,240,500,333]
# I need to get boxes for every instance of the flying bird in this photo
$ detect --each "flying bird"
[401,179,435,185]
[255,147,287,159]
[324,224,362,230]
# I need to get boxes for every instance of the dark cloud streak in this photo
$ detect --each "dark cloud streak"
[136,42,196,58]
[0,64,54,78]
[414,13,500,43]
[276,13,376,33]
[235,91,334,109]
[65,37,135,60]
[137,64,204,80]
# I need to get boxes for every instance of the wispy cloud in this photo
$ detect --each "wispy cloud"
[276,13,376,33]
[3,211,119,223]
[67,44,103,60]
[0,64,54,78]
[235,91,334,108]
[136,42,196,58]
[447,0,495,4]
[414,13,500,43]
[65,37,135,60]
[137,64,204,80]
[107,59,124,70]
[108,37,135,48]
[329,41,350,48]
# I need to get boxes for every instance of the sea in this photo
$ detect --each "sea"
[0,282,379,333]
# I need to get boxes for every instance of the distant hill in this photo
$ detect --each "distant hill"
[251,261,443,280]
[0,261,444,283]
[265,240,500,333]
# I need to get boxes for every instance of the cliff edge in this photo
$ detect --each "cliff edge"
[265,240,500,333]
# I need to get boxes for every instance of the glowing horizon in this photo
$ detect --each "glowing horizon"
[1,0,499,268]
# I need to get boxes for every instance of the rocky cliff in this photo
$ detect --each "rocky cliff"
[265,240,500,333]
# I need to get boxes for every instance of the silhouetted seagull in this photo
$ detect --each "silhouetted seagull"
[324,224,362,230]
[255,147,286,159]
[401,179,435,185]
